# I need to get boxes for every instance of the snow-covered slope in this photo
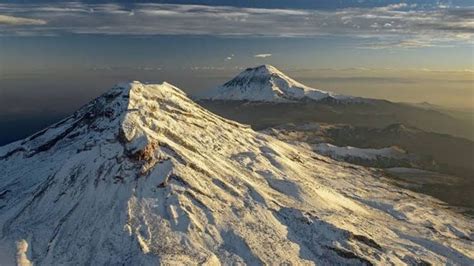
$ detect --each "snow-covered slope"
[201,65,354,102]
[0,81,472,265]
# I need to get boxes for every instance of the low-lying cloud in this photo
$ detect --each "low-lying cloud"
[254,54,272,58]
[0,3,472,47]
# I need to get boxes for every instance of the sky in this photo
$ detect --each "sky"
[0,0,473,120]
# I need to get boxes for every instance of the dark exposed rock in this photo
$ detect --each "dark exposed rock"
[327,246,373,266]
[350,234,383,251]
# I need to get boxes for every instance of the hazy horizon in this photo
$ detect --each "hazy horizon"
[1,0,473,117]
[1,63,473,116]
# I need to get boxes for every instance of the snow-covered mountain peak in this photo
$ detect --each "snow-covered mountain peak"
[201,65,354,102]
[0,80,247,169]
[237,64,310,90]
[244,64,287,76]
[115,80,187,105]
[0,82,472,264]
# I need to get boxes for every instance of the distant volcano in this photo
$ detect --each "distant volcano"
[200,65,355,102]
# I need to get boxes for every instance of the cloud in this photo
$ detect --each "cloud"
[0,14,46,25]
[0,3,472,48]
[254,53,272,58]
[375,3,408,11]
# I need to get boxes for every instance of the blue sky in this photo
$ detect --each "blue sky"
[0,0,473,112]
[1,0,472,68]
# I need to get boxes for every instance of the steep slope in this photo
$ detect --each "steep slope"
[201,65,353,102]
[262,122,474,214]
[0,82,473,265]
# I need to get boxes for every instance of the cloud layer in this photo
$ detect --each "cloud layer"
[0,3,472,47]
[0,14,46,26]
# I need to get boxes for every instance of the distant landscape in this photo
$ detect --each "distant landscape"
[1,1,473,265]
[198,66,474,215]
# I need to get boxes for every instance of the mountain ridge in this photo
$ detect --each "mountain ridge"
[0,81,473,265]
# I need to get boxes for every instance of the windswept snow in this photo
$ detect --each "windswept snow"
[201,65,354,102]
[0,81,472,265]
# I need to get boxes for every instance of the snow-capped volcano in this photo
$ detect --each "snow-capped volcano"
[201,65,352,102]
[0,81,472,265]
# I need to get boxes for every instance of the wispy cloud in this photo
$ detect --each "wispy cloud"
[0,3,472,48]
[0,14,46,26]
[254,53,272,58]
